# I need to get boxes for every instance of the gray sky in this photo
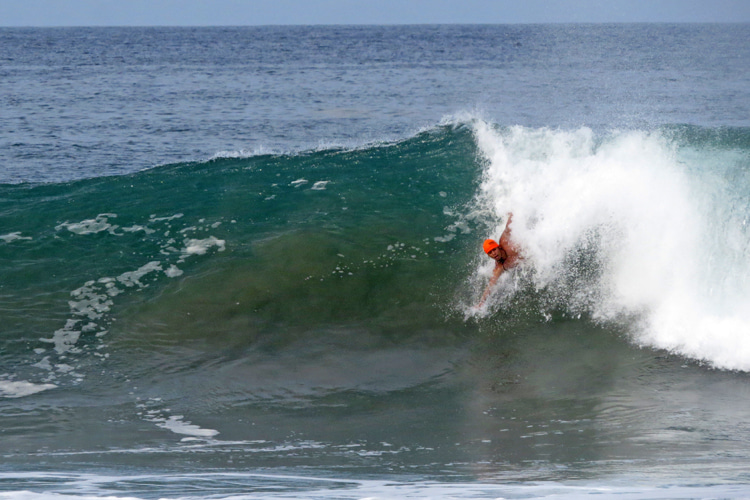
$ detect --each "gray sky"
[1,0,749,26]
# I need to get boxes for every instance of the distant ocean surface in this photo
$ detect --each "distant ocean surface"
[1,24,750,499]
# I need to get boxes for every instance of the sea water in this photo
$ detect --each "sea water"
[1,24,750,499]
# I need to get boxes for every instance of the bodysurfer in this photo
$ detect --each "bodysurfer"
[477,214,522,307]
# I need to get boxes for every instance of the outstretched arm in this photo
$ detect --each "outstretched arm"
[499,213,514,249]
[477,264,504,307]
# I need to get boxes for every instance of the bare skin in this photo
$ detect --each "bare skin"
[478,214,522,307]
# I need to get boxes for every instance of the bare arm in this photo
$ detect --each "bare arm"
[477,263,504,307]
[498,213,514,249]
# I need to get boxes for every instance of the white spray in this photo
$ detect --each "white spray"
[470,120,750,371]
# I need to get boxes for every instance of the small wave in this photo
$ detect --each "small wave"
[0,472,746,499]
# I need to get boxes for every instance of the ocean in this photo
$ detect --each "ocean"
[1,24,750,499]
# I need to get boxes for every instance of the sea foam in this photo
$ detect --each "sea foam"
[0,379,57,398]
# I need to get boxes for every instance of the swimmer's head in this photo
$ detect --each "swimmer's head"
[483,239,500,254]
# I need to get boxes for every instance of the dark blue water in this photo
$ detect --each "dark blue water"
[1,24,750,499]
[2,24,748,184]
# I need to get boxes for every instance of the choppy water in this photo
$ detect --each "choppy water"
[1,24,750,499]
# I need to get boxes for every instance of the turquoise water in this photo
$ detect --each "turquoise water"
[2,25,750,498]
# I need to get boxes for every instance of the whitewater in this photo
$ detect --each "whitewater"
[470,122,750,371]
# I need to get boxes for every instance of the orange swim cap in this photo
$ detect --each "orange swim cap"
[483,239,500,254]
